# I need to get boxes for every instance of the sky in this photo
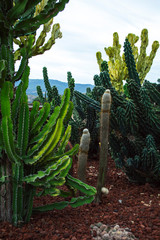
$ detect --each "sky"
[27,0,160,85]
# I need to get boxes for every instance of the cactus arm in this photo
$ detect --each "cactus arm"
[17,95,29,156]
[36,85,45,104]
[34,195,95,212]
[74,91,101,111]
[29,101,40,130]
[64,101,73,124]
[30,105,60,144]
[43,66,53,103]
[30,88,70,145]
[1,82,20,163]
[7,0,40,23]
[25,118,63,165]
[57,125,71,154]
[30,102,50,135]
[0,60,7,87]
[45,144,79,165]
[12,49,28,82]
[66,175,96,196]
[32,22,62,56]
[24,156,70,183]
[124,38,141,86]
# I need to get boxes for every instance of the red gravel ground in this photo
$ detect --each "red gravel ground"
[0,156,160,240]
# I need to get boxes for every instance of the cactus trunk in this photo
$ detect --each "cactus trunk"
[0,155,12,222]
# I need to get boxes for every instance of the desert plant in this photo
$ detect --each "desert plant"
[0,0,96,226]
[96,29,159,92]
[95,89,111,203]
[37,66,61,112]
[74,39,160,184]
[0,67,96,226]
[77,128,90,183]
[13,0,62,62]
[36,68,75,111]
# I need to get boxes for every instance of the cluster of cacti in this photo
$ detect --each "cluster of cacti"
[75,39,160,184]
[0,0,96,226]
[96,29,159,92]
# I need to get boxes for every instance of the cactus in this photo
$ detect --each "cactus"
[96,29,159,92]
[67,71,75,101]
[36,68,75,112]
[13,0,63,63]
[0,1,96,226]
[0,70,96,225]
[77,128,90,183]
[74,39,160,184]
[95,89,111,203]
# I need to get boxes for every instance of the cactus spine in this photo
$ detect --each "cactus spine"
[95,90,111,203]
[77,128,90,183]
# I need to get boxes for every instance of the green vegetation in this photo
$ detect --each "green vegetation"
[74,39,160,184]
[0,0,96,226]
[96,29,159,92]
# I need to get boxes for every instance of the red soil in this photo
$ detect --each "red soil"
[0,157,160,240]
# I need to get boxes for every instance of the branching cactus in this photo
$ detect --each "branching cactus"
[74,39,160,185]
[0,69,96,225]
[0,0,96,226]
[95,90,111,203]
[13,1,63,63]
[96,29,159,91]
[77,129,91,183]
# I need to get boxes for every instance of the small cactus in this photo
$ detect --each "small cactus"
[77,128,90,183]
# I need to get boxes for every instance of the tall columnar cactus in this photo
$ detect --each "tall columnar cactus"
[0,0,96,226]
[77,128,90,183]
[96,29,159,92]
[95,89,111,203]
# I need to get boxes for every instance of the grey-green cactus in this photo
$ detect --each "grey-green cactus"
[77,128,90,183]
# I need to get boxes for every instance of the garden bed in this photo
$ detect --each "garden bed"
[0,157,160,240]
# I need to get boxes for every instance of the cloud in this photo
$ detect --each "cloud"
[26,0,160,84]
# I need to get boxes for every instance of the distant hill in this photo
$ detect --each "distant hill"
[27,79,93,95]
[15,79,94,102]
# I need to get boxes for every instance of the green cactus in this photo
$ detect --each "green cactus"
[0,69,96,225]
[0,0,96,226]
[74,39,160,184]
[96,29,159,92]
[67,71,75,101]
[36,68,76,114]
